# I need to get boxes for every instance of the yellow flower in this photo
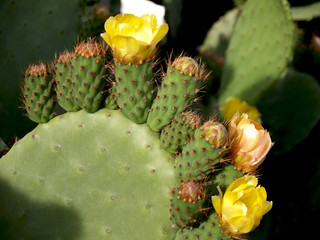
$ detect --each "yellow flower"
[229,113,273,173]
[221,97,261,123]
[101,13,169,64]
[212,175,272,235]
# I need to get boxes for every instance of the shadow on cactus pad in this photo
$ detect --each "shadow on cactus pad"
[0,178,82,239]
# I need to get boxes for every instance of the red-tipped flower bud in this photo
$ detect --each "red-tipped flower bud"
[75,38,106,58]
[200,121,228,147]
[180,111,201,130]
[172,56,199,76]
[57,50,74,65]
[25,63,49,77]
[178,180,204,204]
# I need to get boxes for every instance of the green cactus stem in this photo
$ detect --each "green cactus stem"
[147,56,204,131]
[174,121,229,181]
[54,50,81,112]
[205,164,244,197]
[104,82,118,110]
[113,60,154,123]
[21,63,56,123]
[160,111,201,154]
[71,38,107,113]
[170,180,207,228]
[175,213,230,240]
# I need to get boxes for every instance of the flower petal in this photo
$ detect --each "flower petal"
[101,13,168,64]
[112,36,139,58]
[100,32,112,48]
[228,215,255,234]
[137,21,153,43]
[212,187,223,215]
[151,23,169,46]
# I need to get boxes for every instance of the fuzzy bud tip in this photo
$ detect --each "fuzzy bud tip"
[172,56,199,76]
[178,180,203,204]
[25,63,49,77]
[200,121,228,147]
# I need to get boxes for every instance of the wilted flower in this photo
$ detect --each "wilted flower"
[212,175,272,235]
[101,13,168,64]
[229,113,273,173]
[221,97,261,123]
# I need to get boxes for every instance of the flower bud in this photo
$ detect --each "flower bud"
[25,63,49,77]
[212,175,272,235]
[180,111,201,130]
[75,38,106,58]
[172,56,199,76]
[229,113,273,173]
[200,121,228,147]
[178,180,204,204]
[56,50,74,65]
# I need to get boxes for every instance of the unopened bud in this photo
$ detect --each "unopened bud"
[180,111,201,130]
[178,180,203,204]
[200,121,228,147]
[172,56,199,76]
[57,50,74,65]
[25,63,49,77]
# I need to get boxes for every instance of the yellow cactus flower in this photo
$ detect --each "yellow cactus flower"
[229,113,273,173]
[212,175,272,235]
[221,97,261,123]
[101,13,169,64]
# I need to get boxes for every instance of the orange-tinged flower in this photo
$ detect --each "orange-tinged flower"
[101,13,168,64]
[221,97,261,123]
[229,113,273,173]
[212,175,272,235]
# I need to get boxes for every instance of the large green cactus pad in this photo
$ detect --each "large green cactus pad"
[0,109,178,239]
[218,0,294,107]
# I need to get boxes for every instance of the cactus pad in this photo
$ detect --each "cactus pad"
[54,50,81,112]
[71,39,107,113]
[175,214,230,240]
[147,57,203,131]
[0,109,178,239]
[218,0,294,106]
[113,61,154,123]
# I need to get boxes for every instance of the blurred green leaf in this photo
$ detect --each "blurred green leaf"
[0,0,82,141]
[199,8,241,82]
[218,0,294,107]
[258,68,320,154]
[291,2,320,21]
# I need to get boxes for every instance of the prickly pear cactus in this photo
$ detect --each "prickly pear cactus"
[0,13,273,240]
